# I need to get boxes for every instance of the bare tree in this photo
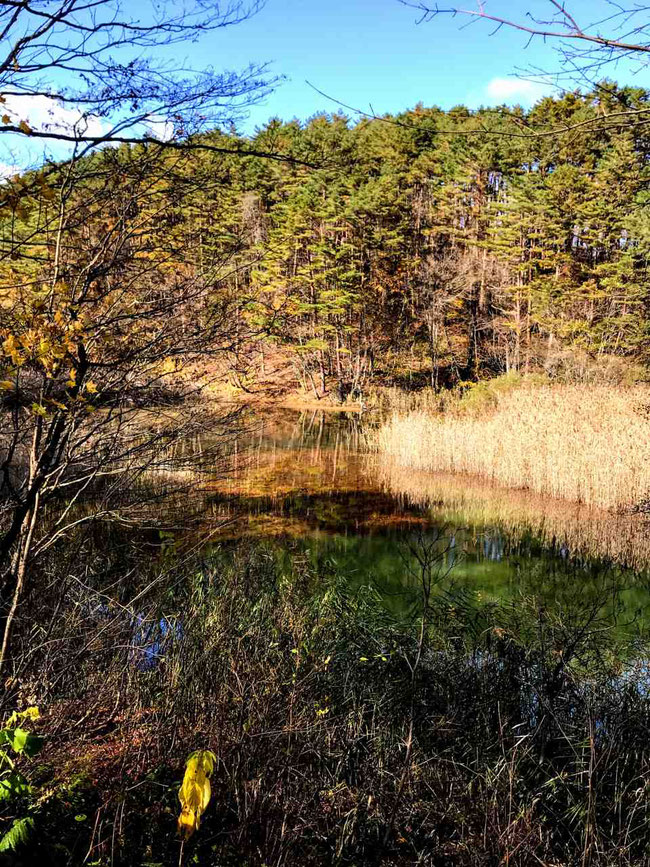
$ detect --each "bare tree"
[400,2,650,85]
[0,1,280,155]
[0,1,278,673]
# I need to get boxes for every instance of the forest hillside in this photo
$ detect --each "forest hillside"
[3,82,649,406]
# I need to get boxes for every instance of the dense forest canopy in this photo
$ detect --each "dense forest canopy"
[116,82,650,393]
[3,82,650,407]
[238,84,650,392]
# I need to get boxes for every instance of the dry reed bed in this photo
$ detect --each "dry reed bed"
[376,386,650,511]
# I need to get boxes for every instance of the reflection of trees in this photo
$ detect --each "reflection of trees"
[381,463,650,572]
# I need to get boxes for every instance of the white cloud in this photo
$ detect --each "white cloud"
[4,95,176,144]
[0,95,178,173]
[0,162,19,180]
[0,95,114,173]
[143,115,175,142]
[485,77,550,105]
[3,94,108,138]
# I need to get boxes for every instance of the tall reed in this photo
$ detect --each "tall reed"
[376,385,650,511]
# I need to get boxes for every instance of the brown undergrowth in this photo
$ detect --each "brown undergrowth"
[7,541,650,866]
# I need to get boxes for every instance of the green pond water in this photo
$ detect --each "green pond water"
[200,409,650,629]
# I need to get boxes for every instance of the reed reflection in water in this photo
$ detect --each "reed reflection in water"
[378,462,650,573]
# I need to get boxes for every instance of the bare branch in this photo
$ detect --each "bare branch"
[400,1,650,53]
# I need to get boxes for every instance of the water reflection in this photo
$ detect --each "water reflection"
[131,614,182,669]
[186,408,650,626]
[380,465,650,572]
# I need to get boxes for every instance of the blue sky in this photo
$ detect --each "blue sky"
[201,0,648,131]
[2,0,648,172]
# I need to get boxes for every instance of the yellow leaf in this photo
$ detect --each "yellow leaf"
[0,380,13,391]
[18,120,31,134]
[1,115,10,125]
[177,750,216,840]
[85,381,97,394]
[2,334,18,356]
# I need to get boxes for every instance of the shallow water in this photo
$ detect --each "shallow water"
[197,408,650,628]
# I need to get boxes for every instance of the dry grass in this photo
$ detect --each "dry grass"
[376,384,650,511]
[366,385,445,414]
[25,543,650,866]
